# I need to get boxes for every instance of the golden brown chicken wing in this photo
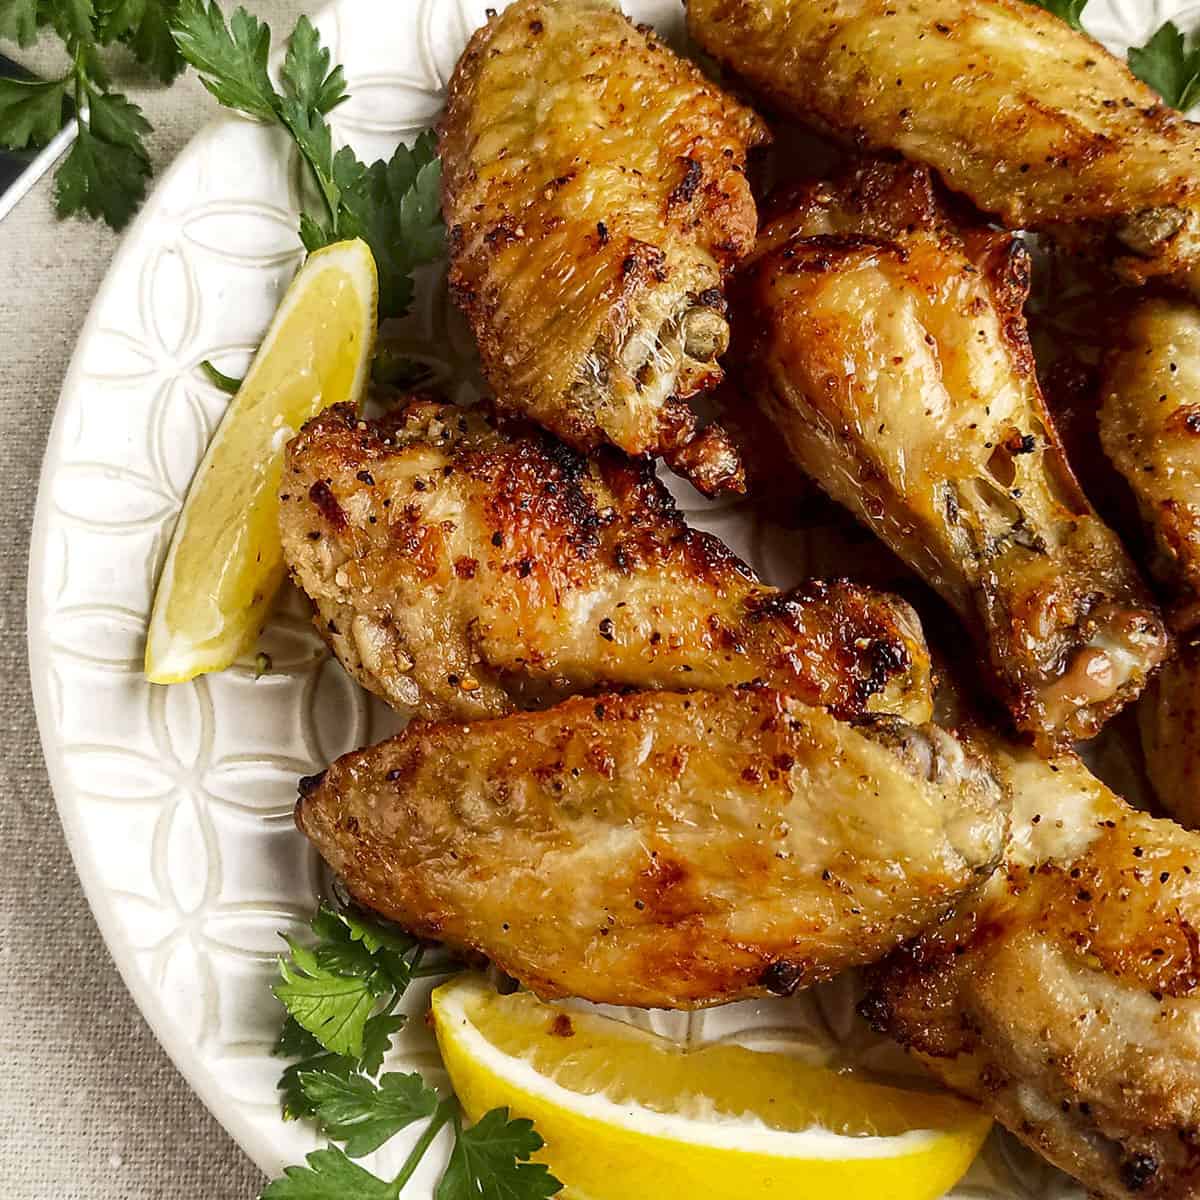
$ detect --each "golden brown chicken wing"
[1102,297,1200,625]
[297,687,1007,1008]
[279,400,933,724]
[1140,636,1200,829]
[729,161,1168,749]
[863,737,1200,1200]
[440,0,768,492]
[687,0,1200,295]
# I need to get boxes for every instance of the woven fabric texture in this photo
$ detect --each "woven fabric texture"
[0,6,303,1193]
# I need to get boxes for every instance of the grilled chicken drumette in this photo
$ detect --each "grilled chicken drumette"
[1140,637,1200,830]
[1097,300,1200,825]
[280,401,933,725]
[1102,297,1200,627]
[297,686,1006,1009]
[687,0,1200,295]
[729,161,1168,749]
[864,737,1200,1200]
[440,0,768,493]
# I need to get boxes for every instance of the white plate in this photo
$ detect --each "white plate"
[26,0,1179,1193]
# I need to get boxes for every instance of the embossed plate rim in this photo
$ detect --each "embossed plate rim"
[25,110,288,1176]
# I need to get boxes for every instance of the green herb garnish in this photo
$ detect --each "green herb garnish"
[268,904,562,1200]
[0,0,186,228]
[1129,20,1200,111]
[200,359,243,394]
[169,1,443,318]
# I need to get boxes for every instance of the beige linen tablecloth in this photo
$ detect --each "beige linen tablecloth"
[0,6,302,1194]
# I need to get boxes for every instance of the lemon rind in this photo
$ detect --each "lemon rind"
[434,976,981,1162]
[143,239,377,684]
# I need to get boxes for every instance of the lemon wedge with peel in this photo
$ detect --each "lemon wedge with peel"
[432,974,990,1200]
[145,239,377,683]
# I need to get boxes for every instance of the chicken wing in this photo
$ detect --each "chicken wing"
[1102,297,1200,626]
[863,737,1200,1200]
[280,400,933,723]
[440,0,768,492]
[729,161,1168,748]
[297,687,1006,1008]
[686,0,1200,295]
[1140,637,1200,829]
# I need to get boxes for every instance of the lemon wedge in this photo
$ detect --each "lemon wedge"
[432,973,990,1200]
[144,239,377,683]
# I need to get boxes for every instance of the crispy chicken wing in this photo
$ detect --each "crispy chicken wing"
[440,0,768,492]
[687,0,1200,295]
[279,401,933,723]
[297,687,1006,1008]
[864,738,1200,1200]
[729,161,1168,748]
[1099,300,1200,826]
[1140,637,1200,829]
[1102,298,1200,627]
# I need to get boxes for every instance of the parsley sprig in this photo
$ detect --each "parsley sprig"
[1128,21,1200,111]
[169,0,443,318]
[267,904,563,1200]
[0,0,445,283]
[0,0,186,228]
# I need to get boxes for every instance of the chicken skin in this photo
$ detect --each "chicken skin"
[687,0,1200,295]
[279,401,933,724]
[729,161,1168,749]
[440,0,768,493]
[864,738,1200,1200]
[1140,638,1200,830]
[1102,298,1200,628]
[297,687,1007,1008]
[1099,300,1200,825]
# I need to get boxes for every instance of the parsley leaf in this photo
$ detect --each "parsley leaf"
[276,1014,327,1060]
[85,88,152,155]
[54,122,150,229]
[123,0,188,84]
[300,1070,438,1157]
[92,0,185,80]
[273,906,419,1058]
[0,0,182,227]
[0,77,68,149]
[358,1010,410,1076]
[333,132,445,318]
[171,4,443,318]
[95,0,146,41]
[172,4,337,214]
[274,15,346,225]
[277,1010,408,1120]
[1025,0,1087,31]
[276,1015,351,1121]
[51,0,96,43]
[77,38,111,88]
[274,936,380,1059]
[170,0,275,118]
[0,0,42,47]
[437,1109,563,1200]
[1129,21,1200,111]
[261,1145,397,1200]
[279,13,346,116]
[312,905,418,988]
[265,902,560,1200]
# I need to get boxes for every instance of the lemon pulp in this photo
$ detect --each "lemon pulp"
[145,239,377,683]
[432,973,991,1200]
